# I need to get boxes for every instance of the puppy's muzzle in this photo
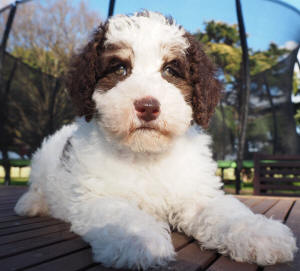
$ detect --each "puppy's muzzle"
[134,96,160,122]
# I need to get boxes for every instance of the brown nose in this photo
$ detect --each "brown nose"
[134,96,160,122]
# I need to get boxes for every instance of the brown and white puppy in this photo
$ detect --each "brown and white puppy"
[15,11,296,270]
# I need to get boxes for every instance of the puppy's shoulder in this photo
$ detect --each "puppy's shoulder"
[31,122,78,168]
[175,125,213,158]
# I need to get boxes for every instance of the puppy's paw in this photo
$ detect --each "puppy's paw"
[14,190,48,217]
[228,215,297,265]
[86,224,175,269]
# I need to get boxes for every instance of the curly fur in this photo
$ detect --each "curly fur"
[66,12,221,127]
[15,11,296,270]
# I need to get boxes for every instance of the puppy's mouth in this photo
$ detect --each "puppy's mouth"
[136,126,156,131]
[130,124,171,137]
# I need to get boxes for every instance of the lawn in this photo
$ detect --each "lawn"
[223,183,254,195]
[0,178,29,186]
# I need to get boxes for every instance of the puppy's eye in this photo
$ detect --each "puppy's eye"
[114,65,127,76]
[163,66,180,78]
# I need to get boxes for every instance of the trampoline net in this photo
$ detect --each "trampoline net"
[0,0,300,159]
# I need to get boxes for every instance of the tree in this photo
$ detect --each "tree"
[195,21,300,159]
[0,0,101,183]
[1,0,101,77]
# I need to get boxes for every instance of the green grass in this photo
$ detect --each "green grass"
[0,177,28,186]
[224,183,254,195]
[217,160,254,169]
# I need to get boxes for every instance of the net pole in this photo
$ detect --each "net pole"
[235,0,251,194]
[108,0,116,18]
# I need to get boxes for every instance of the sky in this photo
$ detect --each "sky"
[84,0,300,51]
[1,0,300,50]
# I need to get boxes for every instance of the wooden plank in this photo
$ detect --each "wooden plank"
[171,232,193,251]
[0,186,27,194]
[0,223,69,245]
[0,191,25,197]
[0,206,16,212]
[0,230,76,258]
[0,192,26,199]
[237,197,248,203]
[0,237,89,270]
[24,248,94,271]
[0,219,63,236]
[0,202,16,210]
[250,199,279,214]
[0,210,18,218]
[85,264,122,271]
[243,197,263,208]
[207,256,257,271]
[264,199,295,221]
[165,241,217,271]
[0,216,52,230]
[0,215,32,223]
[264,200,300,271]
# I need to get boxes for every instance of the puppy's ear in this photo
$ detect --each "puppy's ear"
[66,24,107,122]
[185,33,222,129]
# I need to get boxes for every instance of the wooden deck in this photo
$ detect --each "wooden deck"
[0,186,299,271]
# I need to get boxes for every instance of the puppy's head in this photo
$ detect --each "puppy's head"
[67,11,221,153]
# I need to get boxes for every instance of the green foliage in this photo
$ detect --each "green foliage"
[195,21,240,46]
[12,47,65,76]
[195,21,289,84]
[250,43,288,75]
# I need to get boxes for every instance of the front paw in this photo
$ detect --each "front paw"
[227,215,297,265]
[86,224,176,269]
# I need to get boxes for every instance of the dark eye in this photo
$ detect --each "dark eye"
[163,66,180,78]
[114,65,127,76]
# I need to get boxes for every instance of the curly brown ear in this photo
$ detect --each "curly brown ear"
[185,33,222,129]
[66,24,107,122]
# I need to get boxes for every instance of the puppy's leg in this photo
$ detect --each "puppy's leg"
[173,195,297,266]
[70,197,175,269]
[15,186,48,217]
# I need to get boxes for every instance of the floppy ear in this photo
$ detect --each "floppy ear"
[185,33,222,128]
[66,24,107,122]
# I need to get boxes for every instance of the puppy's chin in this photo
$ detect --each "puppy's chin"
[123,127,173,153]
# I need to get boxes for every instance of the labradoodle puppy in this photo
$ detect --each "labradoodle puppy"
[15,11,297,270]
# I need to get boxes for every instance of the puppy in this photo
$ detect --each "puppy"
[15,11,297,270]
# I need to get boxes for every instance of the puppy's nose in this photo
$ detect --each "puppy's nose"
[134,96,160,122]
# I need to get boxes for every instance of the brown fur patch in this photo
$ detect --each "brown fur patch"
[184,33,222,128]
[95,53,133,92]
[161,51,193,103]
[66,24,108,121]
